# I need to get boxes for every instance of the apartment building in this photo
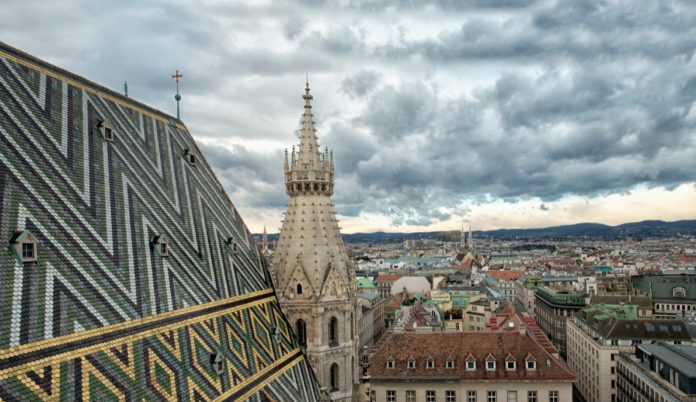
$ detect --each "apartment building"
[369,331,575,402]
[616,343,696,402]
[567,304,691,402]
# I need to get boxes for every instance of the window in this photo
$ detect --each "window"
[673,287,687,298]
[150,234,169,257]
[295,319,306,347]
[330,363,339,391]
[486,361,496,371]
[10,230,38,263]
[507,391,517,402]
[22,243,34,260]
[446,359,455,369]
[329,317,338,346]
[182,149,196,165]
[487,391,496,402]
[386,360,395,369]
[467,361,476,371]
[549,391,558,402]
[407,358,415,369]
[406,390,416,402]
[506,361,516,370]
[297,284,303,294]
[97,119,114,142]
[426,390,436,402]
[527,391,537,402]
[209,352,224,375]
[467,391,477,402]
[526,360,536,370]
[446,390,456,402]
[386,391,396,402]
[426,358,435,369]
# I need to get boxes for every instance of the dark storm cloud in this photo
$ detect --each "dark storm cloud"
[199,143,287,209]
[341,70,381,98]
[4,0,695,228]
[375,0,696,62]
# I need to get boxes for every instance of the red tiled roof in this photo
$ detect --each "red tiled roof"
[486,271,525,281]
[370,332,575,381]
[456,260,474,269]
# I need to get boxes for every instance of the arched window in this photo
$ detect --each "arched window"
[329,317,339,346]
[296,319,307,347]
[352,356,355,383]
[297,283,303,295]
[350,312,354,339]
[330,363,339,391]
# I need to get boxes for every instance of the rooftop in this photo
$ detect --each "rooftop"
[370,332,575,381]
[638,342,696,379]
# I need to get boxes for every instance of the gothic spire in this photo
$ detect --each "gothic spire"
[297,78,321,169]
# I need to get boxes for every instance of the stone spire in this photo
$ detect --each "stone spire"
[285,80,334,197]
[272,81,358,402]
[262,225,269,253]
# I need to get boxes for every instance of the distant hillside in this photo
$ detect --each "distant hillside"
[255,220,696,243]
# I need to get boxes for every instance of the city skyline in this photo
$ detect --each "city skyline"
[4,0,695,233]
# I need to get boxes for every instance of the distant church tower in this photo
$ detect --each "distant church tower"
[468,225,474,251]
[272,81,358,401]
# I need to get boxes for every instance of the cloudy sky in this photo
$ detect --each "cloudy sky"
[3,0,696,233]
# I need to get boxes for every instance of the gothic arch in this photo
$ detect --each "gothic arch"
[296,319,307,347]
[330,363,339,391]
[329,316,338,346]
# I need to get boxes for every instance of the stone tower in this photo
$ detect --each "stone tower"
[272,81,358,402]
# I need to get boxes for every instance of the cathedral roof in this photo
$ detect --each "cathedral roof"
[0,40,320,401]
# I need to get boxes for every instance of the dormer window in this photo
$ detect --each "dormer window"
[210,352,224,375]
[96,119,114,142]
[466,361,476,371]
[446,359,455,369]
[151,234,169,257]
[9,230,38,263]
[426,358,435,369]
[673,287,687,298]
[225,237,239,254]
[486,361,496,371]
[407,358,416,369]
[386,359,395,369]
[505,354,516,371]
[526,360,536,371]
[182,149,196,166]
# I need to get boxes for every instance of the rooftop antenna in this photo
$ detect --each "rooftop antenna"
[171,69,183,121]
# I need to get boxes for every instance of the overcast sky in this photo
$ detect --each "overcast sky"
[3,0,696,233]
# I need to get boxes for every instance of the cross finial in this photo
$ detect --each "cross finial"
[172,70,183,121]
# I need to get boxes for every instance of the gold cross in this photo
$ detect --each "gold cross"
[171,70,183,83]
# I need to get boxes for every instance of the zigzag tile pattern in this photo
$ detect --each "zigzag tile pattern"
[0,41,320,401]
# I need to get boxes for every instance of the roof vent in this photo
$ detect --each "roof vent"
[150,234,169,257]
[96,119,114,142]
[182,148,196,165]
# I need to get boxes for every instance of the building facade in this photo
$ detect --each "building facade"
[369,332,575,402]
[617,344,696,402]
[632,275,696,319]
[271,82,358,401]
[534,287,586,357]
[566,304,691,402]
